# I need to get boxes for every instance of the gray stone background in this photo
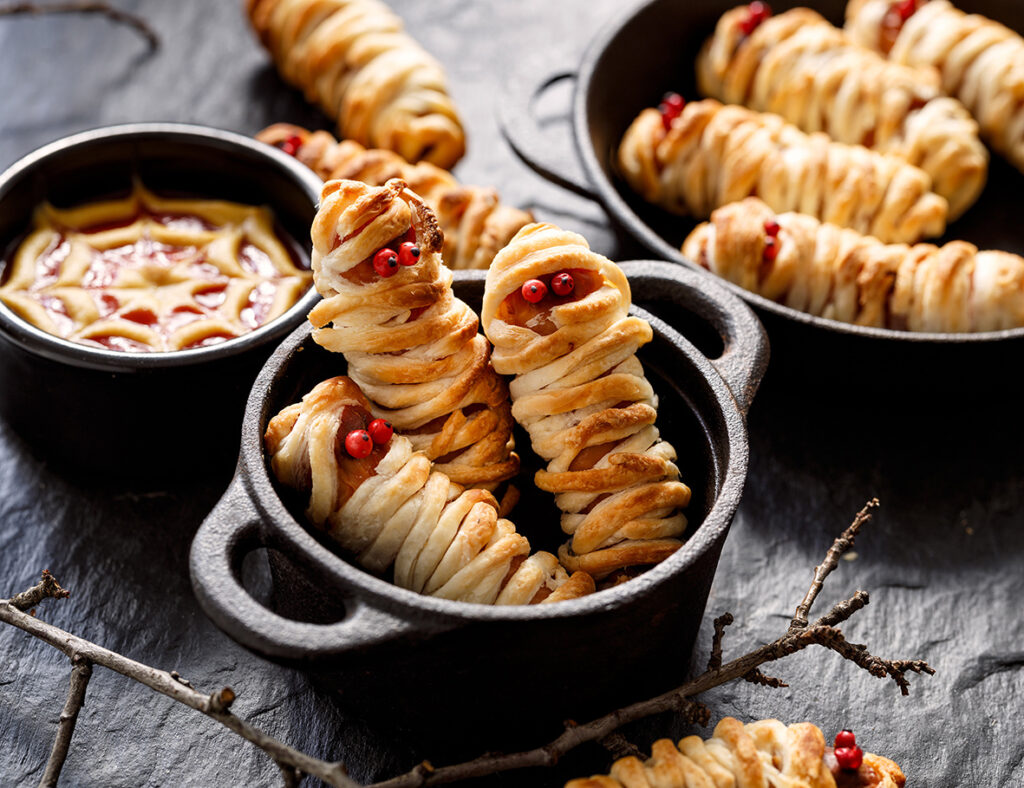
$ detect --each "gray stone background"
[1,1,1021,785]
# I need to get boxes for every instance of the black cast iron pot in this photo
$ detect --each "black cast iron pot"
[501,0,1024,394]
[190,262,768,751]
[0,124,323,483]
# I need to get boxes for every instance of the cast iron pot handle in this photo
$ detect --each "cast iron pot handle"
[500,61,597,200]
[190,474,418,660]
[620,260,770,416]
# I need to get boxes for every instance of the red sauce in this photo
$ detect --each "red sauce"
[240,281,278,330]
[83,335,154,353]
[496,268,604,336]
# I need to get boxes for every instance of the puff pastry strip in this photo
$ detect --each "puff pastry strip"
[480,223,691,580]
[683,197,1024,332]
[698,5,987,219]
[846,0,1024,173]
[247,0,465,168]
[258,123,532,270]
[617,98,948,244]
[309,178,519,491]
[565,717,906,788]
[265,376,594,604]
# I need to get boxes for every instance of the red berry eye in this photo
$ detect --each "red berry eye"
[834,746,864,771]
[834,730,856,749]
[659,92,685,132]
[551,272,575,296]
[279,135,302,157]
[522,279,548,303]
[398,241,420,266]
[367,418,393,444]
[763,236,779,262]
[764,219,780,237]
[372,248,399,278]
[740,1,771,35]
[344,429,373,458]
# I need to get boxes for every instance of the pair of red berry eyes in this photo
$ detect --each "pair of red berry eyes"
[372,242,420,277]
[763,218,780,262]
[833,729,863,771]
[344,419,393,459]
[521,272,575,304]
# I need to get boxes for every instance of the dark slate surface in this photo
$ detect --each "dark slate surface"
[0,1,1021,786]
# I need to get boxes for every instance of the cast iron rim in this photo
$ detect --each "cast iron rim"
[0,123,325,373]
[570,0,1024,346]
[236,267,749,624]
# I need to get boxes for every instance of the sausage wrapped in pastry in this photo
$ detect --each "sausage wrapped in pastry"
[682,197,1024,332]
[697,4,986,219]
[309,178,519,492]
[617,98,948,244]
[565,717,906,788]
[846,0,1024,174]
[246,0,465,168]
[258,123,532,270]
[480,223,691,580]
[265,376,593,604]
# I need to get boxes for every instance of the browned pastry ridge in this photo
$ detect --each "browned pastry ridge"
[246,0,465,168]
[846,0,1024,173]
[309,177,520,495]
[265,375,594,604]
[617,98,948,245]
[565,717,906,788]
[480,222,691,580]
[697,4,987,219]
[257,123,533,270]
[683,197,1024,331]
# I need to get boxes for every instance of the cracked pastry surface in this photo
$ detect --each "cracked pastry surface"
[258,123,531,270]
[480,222,690,580]
[697,4,987,220]
[265,376,594,604]
[246,0,465,168]
[617,98,948,245]
[682,196,1024,332]
[565,717,906,788]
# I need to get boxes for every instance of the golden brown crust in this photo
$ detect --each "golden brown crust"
[617,98,948,244]
[682,196,1024,331]
[697,5,986,219]
[246,0,465,168]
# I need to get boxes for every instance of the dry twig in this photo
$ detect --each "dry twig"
[0,1,158,48]
[0,500,932,787]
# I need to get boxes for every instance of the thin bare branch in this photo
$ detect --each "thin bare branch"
[38,655,92,788]
[9,571,69,612]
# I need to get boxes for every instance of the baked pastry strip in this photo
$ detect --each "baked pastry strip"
[265,376,593,604]
[698,4,987,219]
[682,197,1024,332]
[565,717,906,788]
[309,178,519,493]
[258,123,532,270]
[846,0,1024,173]
[246,0,465,168]
[617,98,948,244]
[480,222,691,580]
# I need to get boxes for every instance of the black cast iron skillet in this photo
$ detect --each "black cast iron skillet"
[501,0,1024,393]
[0,124,324,482]
[190,262,768,751]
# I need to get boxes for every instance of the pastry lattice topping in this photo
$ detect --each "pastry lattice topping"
[257,123,532,270]
[480,222,691,580]
[682,197,1024,332]
[246,0,465,169]
[309,178,519,491]
[617,97,948,245]
[846,0,1024,174]
[697,4,987,219]
[0,183,311,352]
[564,717,906,788]
[265,376,594,604]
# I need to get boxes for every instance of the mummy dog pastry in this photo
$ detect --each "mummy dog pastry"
[265,376,594,604]
[481,223,691,580]
[698,4,987,219]
[617,98,948,244]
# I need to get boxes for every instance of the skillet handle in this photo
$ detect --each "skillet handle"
[499,61,597,201]
[189,473,419,660]
[620,260,769,416]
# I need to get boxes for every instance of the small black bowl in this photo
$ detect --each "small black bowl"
[190,262,768,750]
[500,0,1024,394]
[0,124,324,483]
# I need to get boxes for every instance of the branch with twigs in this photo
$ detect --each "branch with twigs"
[0,499,932,787]
[0,1,159,48]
